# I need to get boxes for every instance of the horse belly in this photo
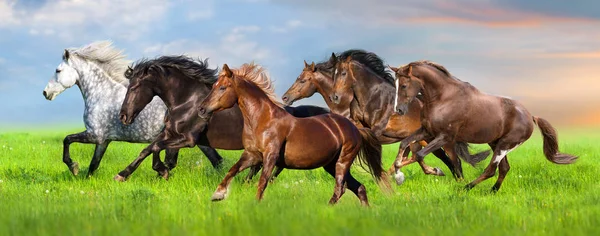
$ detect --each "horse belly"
[281,126,339,169]
[205,107,244,150]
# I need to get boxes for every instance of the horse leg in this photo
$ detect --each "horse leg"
[328,145,357,205]
[465,141,520,190]
[345,172,369,206]
[491,157,510,192]
[63,131,94,176]
[399,127,432,154]
[198,145,223,168]
[389,143,411,185]
[152,151,169,180]
[270,166,284,183]
[212,151,260,201]
[411,142,445,176]
[440,143,464,180]
[243,165,262,183]
[164,148,180,170]
[114,141,162,181]
[86,141,110,177]
[414,134,448,162]
[256,151,279,201]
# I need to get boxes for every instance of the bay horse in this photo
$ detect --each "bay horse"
[329,50,489,184]
[116,56,329,181]
[41,41,217,177]
[390,61,578,191]
[197,63,391,206]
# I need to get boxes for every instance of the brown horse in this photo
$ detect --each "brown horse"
[329,50,488,184]
[391,61,578,191]
[197,63,390,206]
[282,60,356,118]
[115,56,329,181]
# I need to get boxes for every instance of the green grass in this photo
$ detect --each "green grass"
[0,127,599,236]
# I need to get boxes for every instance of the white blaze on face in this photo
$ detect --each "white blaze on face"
[394,78,399,111]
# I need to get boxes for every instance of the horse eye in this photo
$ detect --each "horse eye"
[219,86,226,91]
[401,84,407,89]
[341,72,347,76]
[55,69,61,73]
[299,80,306,84]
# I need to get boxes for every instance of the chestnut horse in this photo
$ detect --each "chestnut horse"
[115,56,329,181]
[329,50,489,184]
[391,61,577,191]
[197,63,390,206]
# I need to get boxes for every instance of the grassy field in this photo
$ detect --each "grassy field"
[0,126,599,236]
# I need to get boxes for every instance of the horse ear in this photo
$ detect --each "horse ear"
[63,49,70,61]
[223,64,233,77]
[388,65,399,73]
[304,60,309,68]
[310,62,316,72]
[407,66,413,76]
[329,52,337,64]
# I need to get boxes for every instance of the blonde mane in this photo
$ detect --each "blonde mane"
[68,40,131,85]
[221,62,283,107]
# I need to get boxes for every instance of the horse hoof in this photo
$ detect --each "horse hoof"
[211,191,227,201]
[113,175,126,182]
[434,167,445,176]
[69,162,80,176]
[464,184,474,191]
[394,171,406,185]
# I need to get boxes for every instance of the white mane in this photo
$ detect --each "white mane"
[67,40,131,85]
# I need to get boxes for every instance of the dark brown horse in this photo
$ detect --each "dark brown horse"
[391,61,577,191]
[115,56,329,181]
[197,63,390,206]
[328,50,488,184]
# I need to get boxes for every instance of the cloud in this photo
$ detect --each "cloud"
[144,25,271,68]
[270,20,303,33]
[0,0,215,41]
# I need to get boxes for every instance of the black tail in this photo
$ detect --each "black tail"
[357,128,392,193]
[533,117,578,164]
[455,142,491,167]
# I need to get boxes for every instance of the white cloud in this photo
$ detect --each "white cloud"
[144,25,271,68]
[0,0,215,42]
[270,20,303,33]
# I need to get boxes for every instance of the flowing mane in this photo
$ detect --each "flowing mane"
[67,40,131,85]
[338,49,395,85]
[401,60,452,77]
[128,55,218,85]
[223,62,283,107]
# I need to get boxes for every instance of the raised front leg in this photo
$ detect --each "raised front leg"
[63,131,95,176]
[399,127,431,154]
[114,141,161,181]
[164,148,180,170]
[415,134,449,162]
[212,151,261,201]
[87,142,110,177]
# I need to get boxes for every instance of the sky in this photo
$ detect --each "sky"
[0,0,599,127]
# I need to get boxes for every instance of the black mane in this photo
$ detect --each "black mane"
[128,55,218,84]
[337,49,395,85]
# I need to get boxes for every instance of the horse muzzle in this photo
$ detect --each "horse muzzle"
[330,93,341,104]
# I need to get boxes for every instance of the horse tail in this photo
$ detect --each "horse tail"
[533,117,578,164]
[455,142,491,167]
[357,128,393,194]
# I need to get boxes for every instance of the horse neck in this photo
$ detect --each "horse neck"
[313,71,337,108]
[74,60,124,105]
[352,64,395,107]
[413,66,456,104]
[159,74,210,110]
[234,80,285,129]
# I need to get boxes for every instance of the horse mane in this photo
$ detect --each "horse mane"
[315,60,335,74]
[129,55,218,85]
[401,60,452,77]
[67,40,131,85]
[223,62,283,107]
[337,49,395,85]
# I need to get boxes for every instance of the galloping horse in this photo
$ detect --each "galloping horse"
[198,63,390,206]
[116,56,329,181]
[391,61,577,191]
[329,50,489,184]
[41,41,216,177]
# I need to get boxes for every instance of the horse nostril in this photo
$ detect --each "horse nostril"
[43,91,47,97]
[282,96,288,102]
[119,114,127,123]
[198,107,206,116]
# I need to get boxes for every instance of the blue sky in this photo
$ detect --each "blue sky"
[1,0,599,127]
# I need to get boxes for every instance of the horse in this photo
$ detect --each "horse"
[328,50,489,184]
[197,63,391,206]
[116,56,329,181]
[390,61,578,191]
[41,41,219,177]
[282,60,355,118]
